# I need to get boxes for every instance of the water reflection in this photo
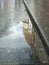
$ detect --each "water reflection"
[0,20,36,64]
[0,0,37,64]
[23,19,33,46]
[0,0,24,37]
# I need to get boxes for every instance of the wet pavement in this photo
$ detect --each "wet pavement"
[0,0,38,64]
[0,21,36,64]
[0,0,49,64]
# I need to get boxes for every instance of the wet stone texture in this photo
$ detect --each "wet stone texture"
[0,0,48,65]
[0,48,37,64]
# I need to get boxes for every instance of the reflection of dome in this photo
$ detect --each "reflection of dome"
[23,19,32,33]
[23,19,32,46]
[23,23,28,29]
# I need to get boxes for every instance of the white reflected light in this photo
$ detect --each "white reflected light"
[9,25,17,33]
[8,22,23,39]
